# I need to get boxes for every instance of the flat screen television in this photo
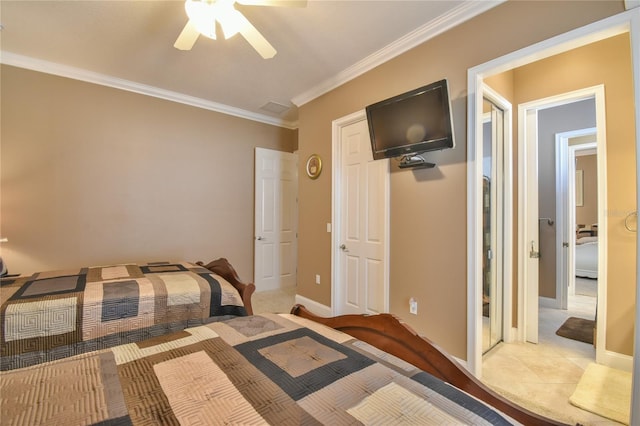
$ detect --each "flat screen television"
[365,79,454,168]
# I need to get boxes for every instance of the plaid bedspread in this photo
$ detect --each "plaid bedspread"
[0,261,247,370]
[0,313,520,425]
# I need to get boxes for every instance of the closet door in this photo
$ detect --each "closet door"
[482,98,505,353]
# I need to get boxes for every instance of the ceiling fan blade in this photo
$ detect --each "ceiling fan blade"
[233,11,277,59]
[174,20,201,51]
[236,0,306,7]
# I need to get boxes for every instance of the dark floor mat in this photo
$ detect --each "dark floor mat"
[555,317,594,344]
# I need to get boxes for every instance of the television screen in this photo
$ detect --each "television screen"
[366,79,454,161]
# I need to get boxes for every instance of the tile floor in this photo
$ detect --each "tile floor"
[251,280,623,425]
[251,285,296,315]
[481,278,622,425]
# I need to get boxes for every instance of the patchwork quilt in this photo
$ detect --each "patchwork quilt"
[0,314,521,425]
[0,261,247,370]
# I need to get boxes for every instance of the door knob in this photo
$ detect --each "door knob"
[256,236,265,241]
[339,244,349,252]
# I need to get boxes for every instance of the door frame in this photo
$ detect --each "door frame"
[521,105,541,343]
[555,129,597,310]
[518,87,607,352]
[466,11,639,405]
[331,110,390,315]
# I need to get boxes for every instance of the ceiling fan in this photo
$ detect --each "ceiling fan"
[174,0,306,59]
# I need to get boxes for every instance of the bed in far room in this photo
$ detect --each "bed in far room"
[0,257,255,371]
[575,236,598,278]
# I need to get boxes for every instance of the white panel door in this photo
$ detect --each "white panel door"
[337,118,388,315]
[254,148,298,292]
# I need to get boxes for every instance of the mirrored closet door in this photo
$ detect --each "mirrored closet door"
[482,98,505,353]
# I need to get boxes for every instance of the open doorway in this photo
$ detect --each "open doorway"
[562,140,599,356]
[556,128,598,309]
[526,99,601,363]
[572,144,599,306]
[519,94,604,358]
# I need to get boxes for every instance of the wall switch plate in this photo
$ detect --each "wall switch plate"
[326,223,332,233]
[409,298,418,315]
[315,274,321,284]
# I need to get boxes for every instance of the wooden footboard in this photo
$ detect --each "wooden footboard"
[196,258,255,315]
[290,304,567,426]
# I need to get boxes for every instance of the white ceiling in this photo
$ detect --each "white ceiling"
[0,1,500,128]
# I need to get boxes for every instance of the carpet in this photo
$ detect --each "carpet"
[555,316,594,344]
[569,363,631,425]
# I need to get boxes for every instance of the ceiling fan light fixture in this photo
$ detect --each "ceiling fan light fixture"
[176,0,300,57]
[185,0,244,40]
[185,0,218,39]
[219,9,246,39]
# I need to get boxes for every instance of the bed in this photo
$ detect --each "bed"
[0,303,566,425]
[575,237,598,279]
[0,257,255,371]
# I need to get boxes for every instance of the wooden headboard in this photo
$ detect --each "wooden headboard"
[196,258,255,315]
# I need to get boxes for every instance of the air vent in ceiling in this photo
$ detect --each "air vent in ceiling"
[260,101,291,115]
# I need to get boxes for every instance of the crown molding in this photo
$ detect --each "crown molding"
[0,52,297,130]
[291,0,505,107]
[1,1,502,128]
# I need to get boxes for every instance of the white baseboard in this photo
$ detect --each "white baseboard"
[291,295,473,372]
[625,0,640,10]
[294,294,333,317]
[504,327,518,343]
[539,296,560,309]
[601,349,634,372]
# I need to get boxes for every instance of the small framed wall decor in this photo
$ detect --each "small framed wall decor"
[305,154,322,179]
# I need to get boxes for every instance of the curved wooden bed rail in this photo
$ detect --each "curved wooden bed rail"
[196,258,255,315]
[291,304,568,426]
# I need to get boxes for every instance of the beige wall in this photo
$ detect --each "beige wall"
[0,65,297,281]
[576,154,598,229]
[296,0,625,359]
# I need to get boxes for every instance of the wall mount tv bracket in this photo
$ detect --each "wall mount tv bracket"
[398,153,435,169]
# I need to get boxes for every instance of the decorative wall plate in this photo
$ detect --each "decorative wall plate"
[305,154,322,179]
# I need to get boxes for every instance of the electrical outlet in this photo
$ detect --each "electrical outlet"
[409,297,418,315]
[315,274,321,284]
